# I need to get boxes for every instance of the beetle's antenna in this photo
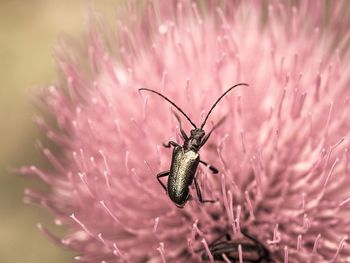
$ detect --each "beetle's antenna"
[200,83,248,129]
[139,88,197,128]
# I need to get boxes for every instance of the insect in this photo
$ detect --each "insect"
[201,232,273,263]
[139,83,248,207]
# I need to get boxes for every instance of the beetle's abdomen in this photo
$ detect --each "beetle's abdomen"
[168,146,199,206]
[202,233,272,262]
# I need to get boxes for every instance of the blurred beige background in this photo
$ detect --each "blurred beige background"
[0,1,118,262]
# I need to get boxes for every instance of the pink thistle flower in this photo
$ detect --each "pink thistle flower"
[21,1,350,262]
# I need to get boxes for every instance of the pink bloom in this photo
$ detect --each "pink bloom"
[21,1,350,262]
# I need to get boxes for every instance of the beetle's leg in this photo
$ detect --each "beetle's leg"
[200,132,211,147]
[194,177,215,203]
[186,194,194,201]
[199,160,219,174]
[163,141,179,148]
[173,111,188,141]
[157,171,169,193]
[200,116,227,148]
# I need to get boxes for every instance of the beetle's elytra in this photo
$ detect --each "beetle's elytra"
[201,232,273,263]
[139,83,248,207]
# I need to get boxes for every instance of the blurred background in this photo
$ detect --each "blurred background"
[0,1,117,262]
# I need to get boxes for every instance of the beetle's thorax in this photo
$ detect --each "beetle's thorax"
[184,128,205,151]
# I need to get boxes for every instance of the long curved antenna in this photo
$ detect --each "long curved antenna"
[200,83,248,129]
[139,88,197,128]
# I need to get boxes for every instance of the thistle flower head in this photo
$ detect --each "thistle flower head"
[22,1,350,262]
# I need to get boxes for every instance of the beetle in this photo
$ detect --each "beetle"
[201,232,273,263]
[139,83,248,207]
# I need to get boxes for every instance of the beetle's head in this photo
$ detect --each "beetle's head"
[190,128,205,140]
[187,128,205,150]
